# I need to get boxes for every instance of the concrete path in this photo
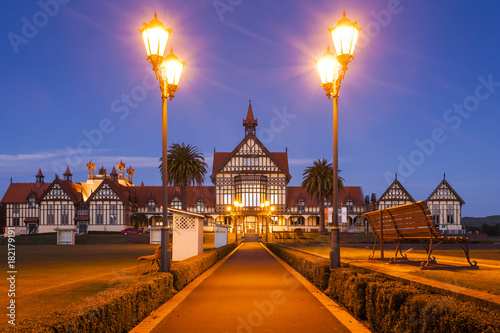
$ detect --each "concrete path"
[148,243,357,333]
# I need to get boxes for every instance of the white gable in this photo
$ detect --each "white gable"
[220,137,282,173]
[93,182,121,201]
[43,183,71,201]
[379,181,412,202]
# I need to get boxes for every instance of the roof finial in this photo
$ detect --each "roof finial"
[443,172,446,180]
[243,100,258,136]
[395,173,397,180]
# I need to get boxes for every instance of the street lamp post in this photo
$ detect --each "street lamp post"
[316,11,360,269]
[227,200,242,242]
[140,13,185,272]
[260,201,275,242]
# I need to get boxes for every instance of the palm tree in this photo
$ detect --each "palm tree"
[159,143,208,210]
[301,159,344,235]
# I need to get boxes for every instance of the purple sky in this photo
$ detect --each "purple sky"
[1,0,499,217]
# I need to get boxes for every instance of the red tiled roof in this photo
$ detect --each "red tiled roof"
[212,152,231,173]
[131,185,216,207]
[1,183,50,203]
[57,179,85,203]
[286,186,364,206]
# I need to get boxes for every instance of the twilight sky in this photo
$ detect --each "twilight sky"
[1,0,499,217]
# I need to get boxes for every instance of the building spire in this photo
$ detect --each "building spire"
[243,100,258,136]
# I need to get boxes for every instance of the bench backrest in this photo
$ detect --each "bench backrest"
[362,201,441,240]
[294,228,305,237]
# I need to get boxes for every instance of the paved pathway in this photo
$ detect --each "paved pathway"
[150,243,353,333]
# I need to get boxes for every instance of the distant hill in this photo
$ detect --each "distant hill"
[462,215,500,227]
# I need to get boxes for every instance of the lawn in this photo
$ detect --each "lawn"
[293,244,500,295]
[0,232,233,330]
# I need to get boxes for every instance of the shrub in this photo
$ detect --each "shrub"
[16,273,173,333]
[266,243,330,290]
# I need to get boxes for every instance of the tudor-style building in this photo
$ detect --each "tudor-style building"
[1,102,465,236]
[374,174,465,234]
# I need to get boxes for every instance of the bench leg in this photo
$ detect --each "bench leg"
[454,241,477,267]
[368,238,377,260]
[390,242,408,263]
[421,239,440,269]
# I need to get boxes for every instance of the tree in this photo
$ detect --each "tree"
[301,159,344,235]
[159,143,208,210]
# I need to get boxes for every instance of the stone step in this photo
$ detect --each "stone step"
[243,233,260,242]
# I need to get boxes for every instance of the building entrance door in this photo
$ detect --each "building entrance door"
[27,223,38,234]
[244,216,257,233]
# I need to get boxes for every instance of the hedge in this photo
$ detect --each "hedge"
[14,273,174,333]
[267,244,500,333]
[327,266,500,333]
[265,243,330,290]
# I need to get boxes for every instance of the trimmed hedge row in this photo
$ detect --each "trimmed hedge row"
[15,273,174,333]
[265,243,330,290]
[267,244,500,333]
[170,242,239,291]
[13,242,239,333]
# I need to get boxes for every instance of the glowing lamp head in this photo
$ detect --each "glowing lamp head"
[140,13,172,59]
[270,206,275,212]
[226,206,231,212]
[265,201,270,207]
[160,49,185,86]
[316,46,340,85]
[328,11,360,64]
[234,200,239,207]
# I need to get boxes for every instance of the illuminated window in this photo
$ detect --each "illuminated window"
[196,199,205,212]
[171,197,182,209]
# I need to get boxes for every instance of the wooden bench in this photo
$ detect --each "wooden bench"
[294,228,313,242]
[137,243,172,275]
[272,232,284,242]
[362,201,477,269]
[137,245,161,275]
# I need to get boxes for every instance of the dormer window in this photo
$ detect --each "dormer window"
[346,199,354,210]
[439,188,448,196]
[28,196,36,208]
[297,199,305,213]
[196,199,205,212]
[53,188,61,196]
[324,200,332,207]
[171,197,182,209]
[391,189,398,196]
[148,200,156,210]
[102,188,110,196]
